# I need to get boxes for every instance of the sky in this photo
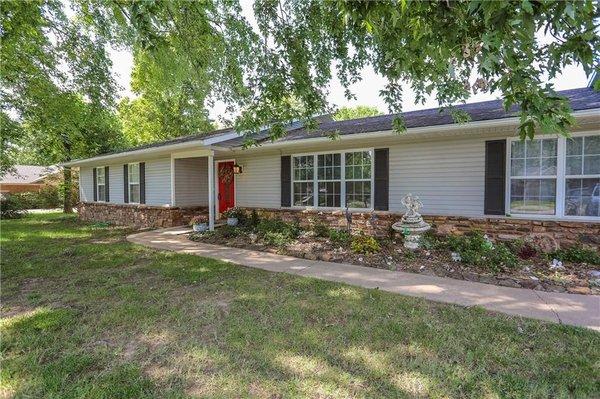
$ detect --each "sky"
[107,0,591,121]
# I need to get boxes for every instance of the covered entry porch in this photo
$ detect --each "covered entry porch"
[171,149,237,231]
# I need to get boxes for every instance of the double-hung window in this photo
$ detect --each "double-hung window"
[565,135,600,217]
[96,167,106,202]
[128,163,141,204]
[345,151,372,208]
[508,133,600,219]
[317,153,341,207]
[509,138,557,215]
[292,149,373,209]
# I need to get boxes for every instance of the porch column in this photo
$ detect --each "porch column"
[207,151,215,231]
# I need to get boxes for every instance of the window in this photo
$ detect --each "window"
[128,163,141,204]
[317,153,341,207]
[96,167,106,202]
[345,151,372,208]
[507,133,600,219]
[509,138,557,215]
[291,149,373,209]
[293,155,314,206]
[565,135,600,217]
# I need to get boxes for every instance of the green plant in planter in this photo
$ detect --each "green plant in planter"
[351,233,381,255]
[223,207,246,223]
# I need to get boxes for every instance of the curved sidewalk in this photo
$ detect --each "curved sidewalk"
[128,228,600,331]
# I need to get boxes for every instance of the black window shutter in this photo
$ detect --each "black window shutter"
[281,156,291,207]
[123,164,129,203]
[484,140,506,215]
[374,148,389,211]
[92,167,97,201]
[104,166,110,202]
[140,162,146,204]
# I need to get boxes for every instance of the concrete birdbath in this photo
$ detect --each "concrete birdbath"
[392,193,431,250]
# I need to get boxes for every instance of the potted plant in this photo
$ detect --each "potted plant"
[223,207,244,226]
[190,215,208,232]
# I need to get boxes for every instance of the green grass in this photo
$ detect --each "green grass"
[1,213,599,398]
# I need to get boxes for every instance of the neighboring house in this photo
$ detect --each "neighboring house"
[65,87,600,247]
[0,165,60,195]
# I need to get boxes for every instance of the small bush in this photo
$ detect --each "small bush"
[312,221,329,238]
[262,231,291,247]
[329,229,351,246]
[509,239,538,260]
[247,209,260,228]
[420,231,446,250]
[447,231,518,271]
[256,217,300,247]
[216,225,242,239]
[1,195,27,219]
[351,233,381,254]
[550,245,600,265]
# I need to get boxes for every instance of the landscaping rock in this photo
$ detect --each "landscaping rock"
[567,286,592,295]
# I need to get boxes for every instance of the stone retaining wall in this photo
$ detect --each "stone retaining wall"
[244,208,600,249]
[77,202,207,229]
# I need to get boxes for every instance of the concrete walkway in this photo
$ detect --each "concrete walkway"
[128,228,600,331]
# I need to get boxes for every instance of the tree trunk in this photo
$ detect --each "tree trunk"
[63,166,73,213]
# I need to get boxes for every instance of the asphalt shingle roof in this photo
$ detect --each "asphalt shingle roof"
[88,87,599,158]
[264,87,600,144]
[1,165,59,184]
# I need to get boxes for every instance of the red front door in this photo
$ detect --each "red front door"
[218,161,235,213]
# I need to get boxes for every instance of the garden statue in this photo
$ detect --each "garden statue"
[392,193,431,249]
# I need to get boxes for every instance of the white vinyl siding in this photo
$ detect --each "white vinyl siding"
[388,136,487,216]
[227,154,280,208]
[79,167,94,202]
[144,158,172,206]
[79,157,172,206]
[174,157,208,206]
[226,136,491,216]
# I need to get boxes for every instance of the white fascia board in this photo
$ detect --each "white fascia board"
[63,139,211,167]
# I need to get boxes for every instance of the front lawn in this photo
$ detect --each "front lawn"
[1,213,599,398]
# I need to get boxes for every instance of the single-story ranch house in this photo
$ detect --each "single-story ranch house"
[65,87,600,248]
[0,165,61,195]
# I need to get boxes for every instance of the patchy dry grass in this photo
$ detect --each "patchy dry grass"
[1,213,599,398]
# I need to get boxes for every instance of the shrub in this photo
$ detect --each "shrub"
[256,217,300,247]
[0,195,27,219]
[550,245,600,265]
[351,233,381,254]
[420,231,446,250]
[247,209,260,228]
[329,228,351,246]
[447,231,518,271]
[509,239,538,260]
[262,231,291,247]
[216,225,243,239]
[312,221,330,238]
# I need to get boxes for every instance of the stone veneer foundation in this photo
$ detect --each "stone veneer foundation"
[77,202,207,229]
[77,203,599,249]
[244,208,600,250]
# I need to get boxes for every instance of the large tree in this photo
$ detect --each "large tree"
[1,0,124,211]
[76,0,598,142]
[334,105,383,121]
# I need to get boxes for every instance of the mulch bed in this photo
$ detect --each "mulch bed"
[189,231,600,295]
